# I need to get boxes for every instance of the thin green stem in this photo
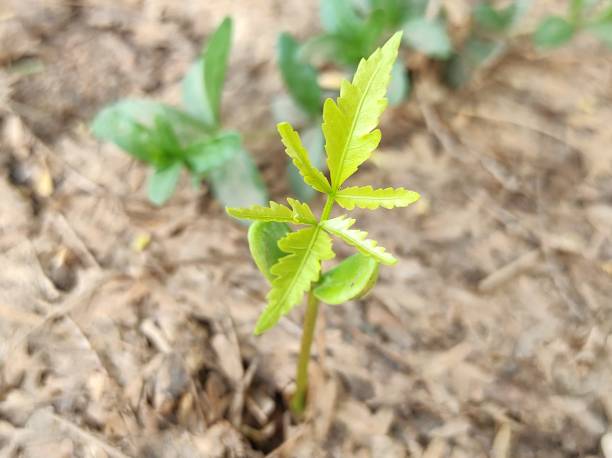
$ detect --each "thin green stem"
[321,194,335,221]
[290,290,320,415]
[290,194,334,415]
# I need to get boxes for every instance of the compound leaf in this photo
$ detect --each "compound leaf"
[248,221,291,283]
[148,162,182,206]
[323,32,401,190]
[228,198,316,224]
[287,198,317,224]
[255,227,335,334]
[278,33,322,117]
[314,253,379,305]
[227,201,295,223]
[322,215,397,265]
[278,122,331,194]
[335,185,420,210]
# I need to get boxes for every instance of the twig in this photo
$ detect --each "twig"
[478,249,541,293]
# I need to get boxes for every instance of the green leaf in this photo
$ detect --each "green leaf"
[148,162,182,206]
[278,122,331,194]
[91,100,209,162]
[287,198,317,224]
[255,227,335,334]
[403,17,452,58]
[388,61,410,106]
[182,60,215,126]
[335,185,420,210]
[533,16,575,49]
[288,124,327,202]
[181,18,232,127]
[248,221,291,283]
[321,0,363,35]
[203,17,232,124]
[322,215,397,265]
[227,198,316,224]
[587,21,612,46]
[184,131,240,175]
[368,0,410,28]
[323,32,401,190]
[314,253,379,304]
[473,3,517,32]
[444,37,502,89]
[278,33,322,117]
[208,148,268,210]
[227,201,295,223]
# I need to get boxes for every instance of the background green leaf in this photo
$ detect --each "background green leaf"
[533,16,575,49]
[148,162,182,206]
[403,17,452,58]
[473,3,517,33]
[388,61,409,106]
[184,131,240,175]
[248,221,291,283]
[278,33,322,117]
[91,99,210,161]
[314,253,379,305]
[208,148,268,210]
[203,17,233,125]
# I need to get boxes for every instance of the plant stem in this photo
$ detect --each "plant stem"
[290,290,320,415]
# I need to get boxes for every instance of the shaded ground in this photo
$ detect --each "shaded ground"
[1,1,612,457]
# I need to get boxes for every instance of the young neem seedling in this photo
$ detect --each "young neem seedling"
[91,18,267,208]
[228,32,420,415]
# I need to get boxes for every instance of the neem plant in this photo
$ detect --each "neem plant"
[276,0,448,200]
[91,18,267,208]
[228,33,420,414]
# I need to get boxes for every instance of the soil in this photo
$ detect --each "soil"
[1,1,612,457]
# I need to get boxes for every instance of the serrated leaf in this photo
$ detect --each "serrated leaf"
[323,32,401,190]
[255,227,335,334]
[288,124,326,202]
[227,198,316,224]
[248,221,291,282]
[184,131,240,175]
[314,253,379,304]
[533,16,575,49]
[148,162,182,206]
[287,198,317,224]
[278,33,322,117]
[278,122,331,194]
[335,185,420,210]
[322,215,397,265]
[208,148,268,211]
[403,17,452,58]
[227,201,295,223]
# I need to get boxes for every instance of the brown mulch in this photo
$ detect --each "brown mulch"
[1,1,612,457]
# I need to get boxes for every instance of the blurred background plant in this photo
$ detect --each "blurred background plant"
[91,18,267,208]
